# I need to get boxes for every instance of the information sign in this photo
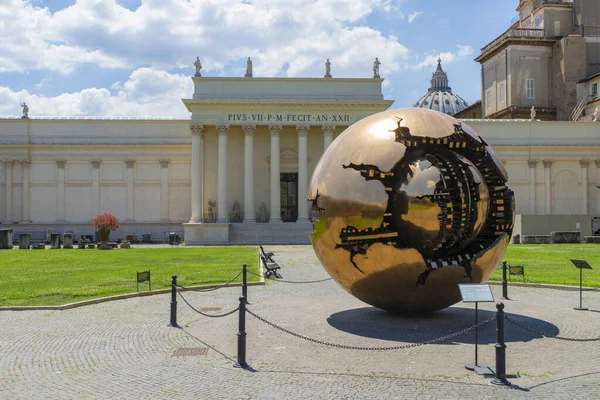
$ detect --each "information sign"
[458,284,494,303]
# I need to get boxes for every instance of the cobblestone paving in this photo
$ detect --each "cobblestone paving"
[1,245,599,399]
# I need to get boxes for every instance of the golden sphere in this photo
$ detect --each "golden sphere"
[309,108,514,313]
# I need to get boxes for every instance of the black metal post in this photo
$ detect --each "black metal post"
[475,302,479,367]
[574,267,588,310]
[233,296,249,369]
[492,302,510,386]
[502,261,509,299]
[168,274,179,328]
[242,264,248,303]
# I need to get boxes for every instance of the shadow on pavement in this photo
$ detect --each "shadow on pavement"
[327,306,558,344]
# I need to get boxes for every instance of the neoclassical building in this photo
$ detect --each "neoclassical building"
[1,74,599,244]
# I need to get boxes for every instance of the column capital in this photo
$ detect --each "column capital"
[90,159,101,168]
[296,125,310,137]
[242,124,256,136]
[3,159,14,168]
[322,125,336,135]
[580,159,590,167]
[268,124,282,136]
[159,159,170,168]
[125,159,136,168]
[20,159,31,167]
[216,124,230,136]
[543,159,553,168]
[56,159,66,169]
[190,124,204,137]
[527,159,538,168]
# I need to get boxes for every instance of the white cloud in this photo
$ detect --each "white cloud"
[0,0,409,77]
[411,44,475,70]
[0,68,193,117]
[408,11,423,23]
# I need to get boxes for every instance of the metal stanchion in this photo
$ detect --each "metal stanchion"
[491,302,510,386]
[233,296,249,369]
[502,261,509,300]
[242,264,248,303]
[168,274,179,328]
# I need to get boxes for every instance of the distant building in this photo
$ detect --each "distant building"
[453,100,482,119]
[413,59,469,115]
[476,0,600,121]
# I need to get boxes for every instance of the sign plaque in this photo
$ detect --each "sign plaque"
[458,284,495,303]
[137,270,151,292]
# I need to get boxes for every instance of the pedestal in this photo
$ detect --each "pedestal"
[63,233,74,249]
[50,233,61,249]
[0,229,13,249]
[183,222,230,245]
[18,233,31,250]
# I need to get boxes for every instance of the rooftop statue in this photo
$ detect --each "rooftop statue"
[530,106,536,121]
[324,58,332,78]
[20,102,29,119]
[245,57,253,77]
[194,56,202,77]
[373,57,381,78]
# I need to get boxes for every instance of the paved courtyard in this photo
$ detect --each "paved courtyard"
[1,245,599,399]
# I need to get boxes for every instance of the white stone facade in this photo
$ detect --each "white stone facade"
[1,77,599,243]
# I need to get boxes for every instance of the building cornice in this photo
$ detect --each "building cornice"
[182,98,393,111]
[191,76,385,83]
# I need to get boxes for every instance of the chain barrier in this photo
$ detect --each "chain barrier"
[248,269,332,284]
[504,315,600,342]
[176,270,243,292]
[177,291,240,318]
[246,307,496,350]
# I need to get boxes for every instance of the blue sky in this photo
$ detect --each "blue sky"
[0,0,518,117]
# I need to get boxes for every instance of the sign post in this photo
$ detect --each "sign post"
[570,259,592,311]
[137,270,151,292]
[459,284,495,374]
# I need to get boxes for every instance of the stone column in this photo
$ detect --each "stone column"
[91,160,101,218]
[20,160,31,223]
[216,124,229,223]
[189,124,204,223]
[297,125,310,222]
[243,124,256,222]
[543,160,552,215]
[581,159,590,214]
[322,125,335,151]
[528,159,537,215]
[125,159,135,221]
[3,160,13,224]
[269,125,282,223]
[56,160,66,222]
[159,160,170,221]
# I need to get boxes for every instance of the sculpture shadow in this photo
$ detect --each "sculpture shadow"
[327,306,558,345]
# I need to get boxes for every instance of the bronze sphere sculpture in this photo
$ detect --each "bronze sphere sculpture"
[309,108,514,314]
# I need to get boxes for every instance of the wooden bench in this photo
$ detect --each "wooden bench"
[260,255,282,279]
[508,265,525,282]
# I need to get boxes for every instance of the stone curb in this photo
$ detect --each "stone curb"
[0,281,265,312]
[488,280,599,292]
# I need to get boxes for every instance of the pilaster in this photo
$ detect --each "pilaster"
[189,124,204,223]
[159,159,170,222]
[543,160,552,215]
[125,159,135,222]
[581,159,590,214]
[528,159,537,215]
[297,125,310,222]
[56,160,66,222]
[20,159,31,223]
[3,160,13,224]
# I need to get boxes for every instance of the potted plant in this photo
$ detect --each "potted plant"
[93,213,120,250]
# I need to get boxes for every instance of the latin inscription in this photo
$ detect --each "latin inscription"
[227,113,352,124]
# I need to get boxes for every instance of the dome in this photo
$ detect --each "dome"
[413,59,469,115]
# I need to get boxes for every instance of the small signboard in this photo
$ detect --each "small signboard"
[570,259,593,270]
[458,284,494,303]
[137,270,151,292]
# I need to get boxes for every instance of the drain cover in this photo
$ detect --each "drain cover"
[199,307,222,312]
[173,348,208,357]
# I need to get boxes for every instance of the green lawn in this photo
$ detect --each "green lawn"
[489,244,600,288]
[0,247,260,307]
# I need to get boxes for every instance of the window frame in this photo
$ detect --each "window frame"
[499,83,505,103]
[526,79,535,99]
[486,90,492,109]
[592,83,598,97]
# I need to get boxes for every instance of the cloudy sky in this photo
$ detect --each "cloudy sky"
[0,0,517,118]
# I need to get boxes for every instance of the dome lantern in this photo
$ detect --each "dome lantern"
[414,59,469,116]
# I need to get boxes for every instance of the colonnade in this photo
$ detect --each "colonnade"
[1,158,171,223]
[188,123,336,224]
[526,158,598,215]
